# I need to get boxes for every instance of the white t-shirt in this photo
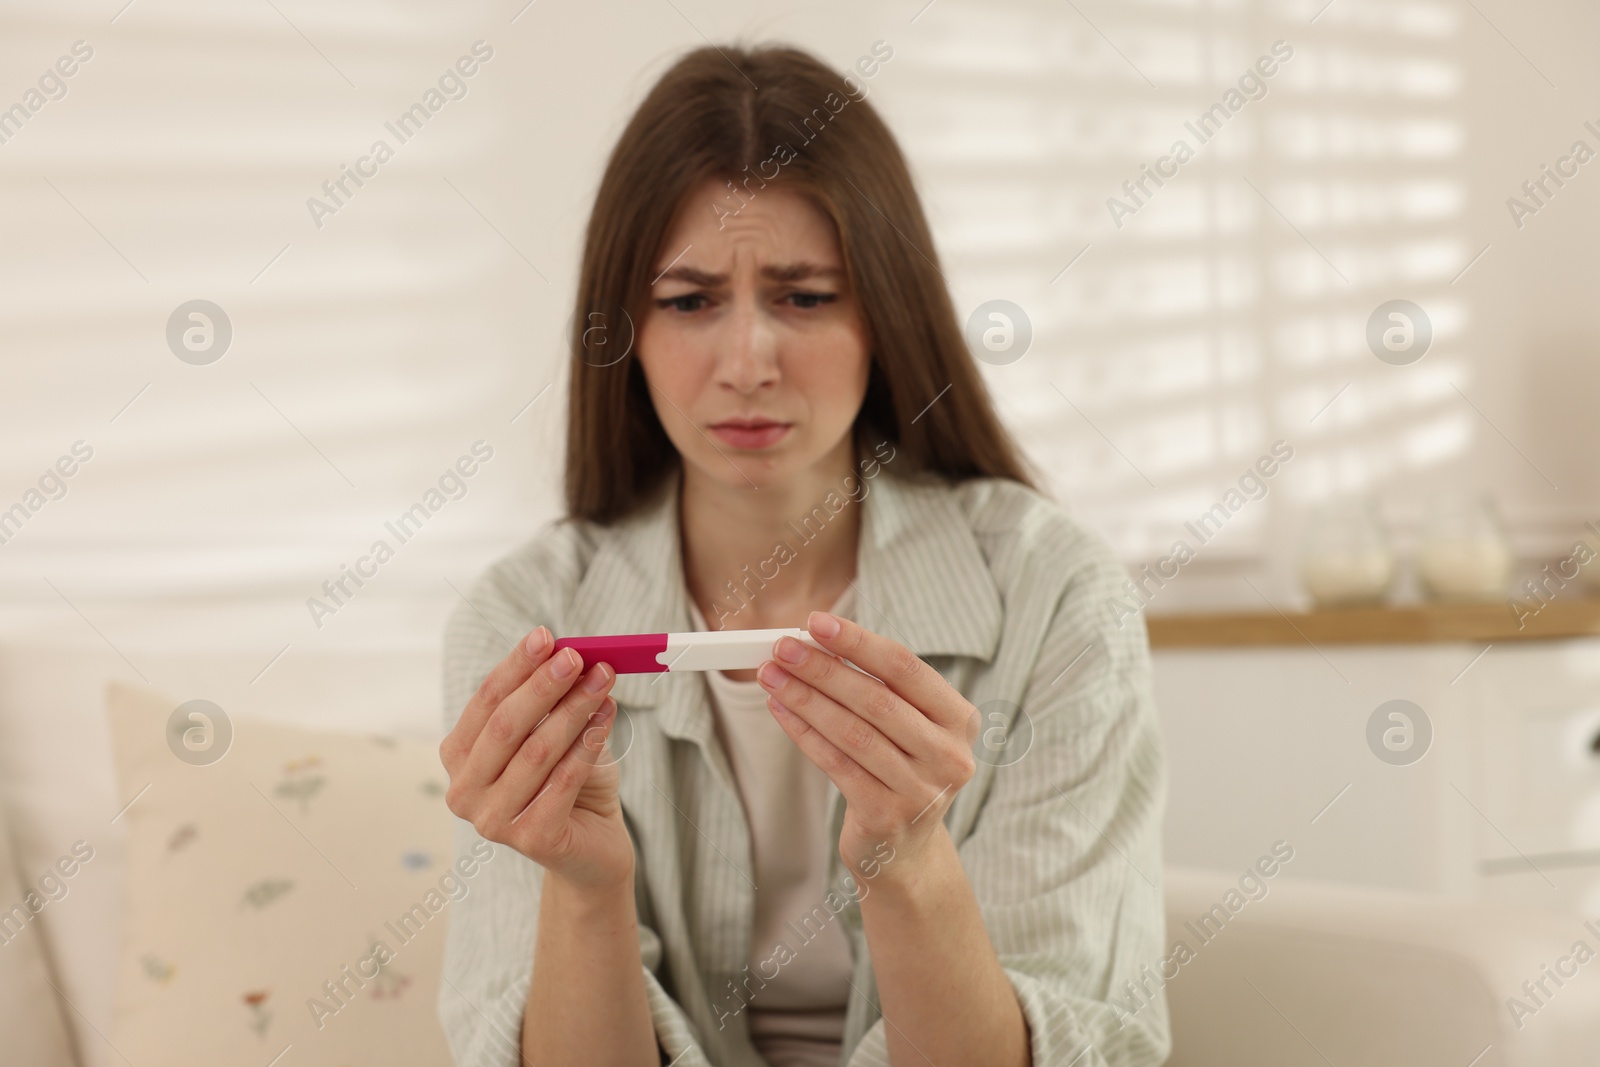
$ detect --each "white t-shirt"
[688,589,857,1067]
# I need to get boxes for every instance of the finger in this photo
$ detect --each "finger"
[768,635,942,758]
[505,696,618,845]
[486,663,615,815]
[442,627,553,769]
[766,694,891,811]
[459,646,595,789]
[805,613,964,728]
[757,661,922,796]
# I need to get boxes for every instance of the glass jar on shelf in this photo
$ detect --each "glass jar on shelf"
[1299,497,1395,607]
[1416,493,1513,602]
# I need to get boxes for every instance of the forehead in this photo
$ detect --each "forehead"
[654,175,843,272]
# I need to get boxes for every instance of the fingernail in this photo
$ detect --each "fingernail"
[525,627,551,656]
[808,611,841,639]
[758,662,786,688]
[581,663,612,694]
[775,636,807,664]
[551,647,580,678]
[589,698,616,724]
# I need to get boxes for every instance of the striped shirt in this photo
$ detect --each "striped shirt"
[691,586,857,1066]
[436,464,1171,1067]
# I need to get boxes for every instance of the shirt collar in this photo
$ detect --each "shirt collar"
[562,461,1003,742]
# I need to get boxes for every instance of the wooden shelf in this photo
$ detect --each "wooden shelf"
[1146,599,1600,649]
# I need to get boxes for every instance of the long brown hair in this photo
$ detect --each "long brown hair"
[564,42,1040,523]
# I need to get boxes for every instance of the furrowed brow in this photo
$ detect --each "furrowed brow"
[761,262,843,283]
[654,265,725,287]
[651,262,844,287]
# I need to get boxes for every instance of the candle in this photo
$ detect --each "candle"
[1418,494,1513,602]
[1301,549,1395,605]
[1299,497,1395,606]
[1418,539,1511,600]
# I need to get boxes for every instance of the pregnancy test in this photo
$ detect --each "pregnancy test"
[550,629,825,674]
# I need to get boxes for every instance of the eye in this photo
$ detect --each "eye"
[785,291,837,310]
[655,294,708,313]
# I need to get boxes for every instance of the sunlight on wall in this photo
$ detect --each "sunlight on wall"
[0,0,1481,618]
[0,0,531,619]
[890,0,1471,570]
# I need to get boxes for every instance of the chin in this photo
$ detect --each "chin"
[692,446,799,491]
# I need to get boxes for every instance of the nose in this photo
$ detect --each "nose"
[712,295,779,394]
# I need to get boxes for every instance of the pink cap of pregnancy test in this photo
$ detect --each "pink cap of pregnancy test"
[550,633,669,674]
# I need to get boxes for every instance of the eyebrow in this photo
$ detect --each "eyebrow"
[652,262,845,287]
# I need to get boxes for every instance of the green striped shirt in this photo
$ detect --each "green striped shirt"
[437,465,1170,1066]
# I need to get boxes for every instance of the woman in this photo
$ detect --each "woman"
[436,43,1169,1067]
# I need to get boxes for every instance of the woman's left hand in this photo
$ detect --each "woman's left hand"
[757,610,980,889]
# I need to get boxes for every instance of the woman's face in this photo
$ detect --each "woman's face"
[636,175,871,492]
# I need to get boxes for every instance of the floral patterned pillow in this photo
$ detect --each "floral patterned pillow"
[107,681,484,1066]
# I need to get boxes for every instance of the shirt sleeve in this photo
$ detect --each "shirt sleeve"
[434,568,719,1067]
[844,529,1172,1067]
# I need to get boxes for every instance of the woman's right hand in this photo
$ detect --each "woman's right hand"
[440,626,634,893]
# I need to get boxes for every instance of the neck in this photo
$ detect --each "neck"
[679,437,861,632]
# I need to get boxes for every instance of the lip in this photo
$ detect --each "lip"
[709,418,793,450]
